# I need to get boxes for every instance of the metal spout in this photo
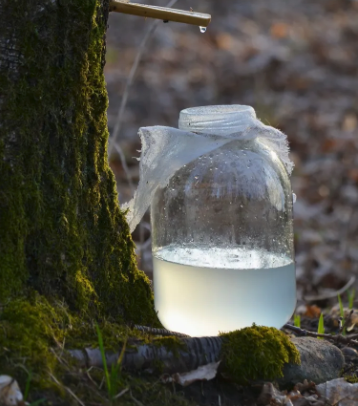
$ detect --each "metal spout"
[109,1,211,28]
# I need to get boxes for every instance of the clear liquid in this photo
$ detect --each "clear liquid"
[153,246,296,337]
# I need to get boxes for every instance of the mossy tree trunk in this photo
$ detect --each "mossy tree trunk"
[0,0,157,326]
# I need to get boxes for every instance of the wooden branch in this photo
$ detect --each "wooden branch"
[303,276,356,302]
[68,334,345,387]
[283,323,358,346]
[70,336,222,374]
[133,325,190,338]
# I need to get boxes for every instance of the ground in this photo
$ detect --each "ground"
[3,0,358,405]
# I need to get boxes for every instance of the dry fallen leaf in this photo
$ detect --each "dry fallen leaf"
[330,306,358,331]
[0,375,26,406]
[316,378,358,406]
[257,382,293,406]
[162,361,221,387]
[296,304,321,318]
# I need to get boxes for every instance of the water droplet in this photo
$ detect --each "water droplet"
[292,192,297,204]
[199,26,207,33]
[194,176,199,180]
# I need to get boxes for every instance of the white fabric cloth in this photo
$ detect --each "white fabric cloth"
[123,107,293,232]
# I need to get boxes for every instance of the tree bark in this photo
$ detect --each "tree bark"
[0,0,157,325]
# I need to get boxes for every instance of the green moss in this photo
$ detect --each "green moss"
[153,336,187,358]
[220,325,300,384]
[344,374,358,383]
[0,295,123,388]
[0,296,62,391]
[0,296,195,405]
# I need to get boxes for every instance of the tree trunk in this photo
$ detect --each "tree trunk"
[0,0,157,325]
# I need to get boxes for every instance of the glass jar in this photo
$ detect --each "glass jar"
[150,105,295,337]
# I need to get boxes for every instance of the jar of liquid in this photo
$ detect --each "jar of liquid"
[150,105,296,337]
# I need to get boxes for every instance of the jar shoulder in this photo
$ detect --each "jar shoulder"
[165,139,291,199]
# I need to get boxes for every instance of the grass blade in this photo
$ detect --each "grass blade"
[348,288,355,310]
[338,294,348,336]
[29,399,46,406]
[338,294,344,318]
[317,313,325,338]
[95,323,111,395]
[109,337,127,399]
[293,314,301,328]
[24,370,32,400]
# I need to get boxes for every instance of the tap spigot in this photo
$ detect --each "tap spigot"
[109,1,211,28]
